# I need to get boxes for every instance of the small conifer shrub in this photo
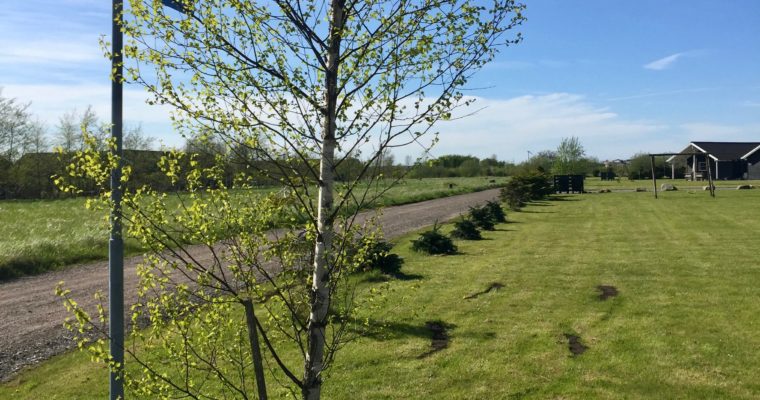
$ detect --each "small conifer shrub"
[450,218,482,240]
[469,206,495,230]
[358,240,404,275]
[484,200,506,223]
[411,223,457,255]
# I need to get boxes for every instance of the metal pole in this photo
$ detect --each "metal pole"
[110,0,125,398]
[650,155,658,199]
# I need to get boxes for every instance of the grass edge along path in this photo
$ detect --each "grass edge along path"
[0,177,506,281]
[3,190,760,399]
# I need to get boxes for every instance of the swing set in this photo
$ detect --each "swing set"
[647,153,716,199]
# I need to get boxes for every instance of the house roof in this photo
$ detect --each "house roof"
[666,141,760,162]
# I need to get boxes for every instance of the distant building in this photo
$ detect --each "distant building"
[666,141,760,180]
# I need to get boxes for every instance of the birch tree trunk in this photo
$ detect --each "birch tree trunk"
[243,299,268,400]
[303,1,344,399]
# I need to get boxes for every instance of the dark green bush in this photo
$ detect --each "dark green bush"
[358,240,404,275]
[500,171,552,210]
[450,218,482,240]
[411,223,457,255]
[469,206,495,230]
[484,200,506,223]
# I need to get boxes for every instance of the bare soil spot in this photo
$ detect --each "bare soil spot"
[564,333,587,356]
[597,285,618,300]
[463,282,505,300]
[418,321,451,359]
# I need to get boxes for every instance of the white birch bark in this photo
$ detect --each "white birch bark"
[303,1,344,399]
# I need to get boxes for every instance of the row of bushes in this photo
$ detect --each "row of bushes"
[411,201,507,255]
[354,200,508,278]
[359,173,551,273]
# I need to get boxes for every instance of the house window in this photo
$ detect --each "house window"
[698,162,707,171]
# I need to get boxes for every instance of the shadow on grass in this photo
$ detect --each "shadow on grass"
[362,271,423,283]
[359,319,457,342]
[527,195,580,207]
[547,195,581,201]
[507,387,539,399]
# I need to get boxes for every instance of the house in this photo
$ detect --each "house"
[666,141,760,180]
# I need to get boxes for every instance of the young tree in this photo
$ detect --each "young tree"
[123,123,155,150]
[60,1,525,399]
[520,149,555,174]
[80,105,111,149]
[55,106,112,152]
[552,136,585,175]
[55,109,81,152]
[22,120,49,154]
[0,89,33,162]
[628,152,669,180]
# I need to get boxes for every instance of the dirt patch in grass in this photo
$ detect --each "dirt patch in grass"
[418,321,451,359]
[597,285,618,300]
[564,333,588,356]
[464,282,505,300]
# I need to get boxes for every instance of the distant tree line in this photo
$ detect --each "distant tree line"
[0,89,156,199]
[1,87,688,199]
[519,137,686,180]
[408,154,518,178]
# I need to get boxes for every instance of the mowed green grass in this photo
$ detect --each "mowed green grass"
[0,177,505,281]
[3,189,760,399]
[584,176,760,190]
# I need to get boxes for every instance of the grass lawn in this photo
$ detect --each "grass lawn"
[584,176,760,191]
[0,176,505,281]
[3,188,760,399]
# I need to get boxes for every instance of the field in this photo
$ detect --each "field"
[0,176,505,281]
[3,188,760,399]
[583,176,760,191]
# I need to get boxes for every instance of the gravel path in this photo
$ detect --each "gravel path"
[0,188,500,381]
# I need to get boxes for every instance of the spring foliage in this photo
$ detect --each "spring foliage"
[56,0,525,398]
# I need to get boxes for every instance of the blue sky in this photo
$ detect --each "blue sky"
[1,0,759,162]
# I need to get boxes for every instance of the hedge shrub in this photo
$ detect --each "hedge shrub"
[450,218,482,240]
[411,223,457,255]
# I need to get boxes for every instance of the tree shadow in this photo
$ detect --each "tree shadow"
[358,319,444,340]
[547,195,580,201]
[391,271,424,281]
[362,271,423,283]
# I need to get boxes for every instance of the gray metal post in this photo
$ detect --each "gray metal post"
[110,0,125,398]
[651,155,658,199]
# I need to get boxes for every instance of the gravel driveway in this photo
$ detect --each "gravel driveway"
[0,188,500,381]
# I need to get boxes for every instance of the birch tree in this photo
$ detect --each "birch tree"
[552,136,585,175]
[58,1,524,399]
[0,89,33,162]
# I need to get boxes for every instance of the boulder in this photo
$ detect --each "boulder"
[737,184,752,190]
[598,189,611,193]
[635,187,647,192]
[702,185,715,191]
[660,183,677,191]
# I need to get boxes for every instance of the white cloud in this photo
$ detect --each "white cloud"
[419,93,672,161]
[1,83,179,145]
[644,53,685,70]
[0,38,103,65]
